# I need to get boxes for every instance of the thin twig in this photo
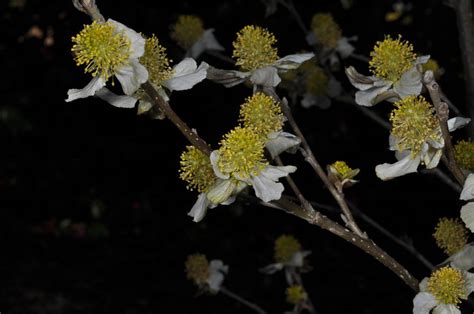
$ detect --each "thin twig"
[279,0,309,35]
[220,286,267,314]
[266,196,420,292]
[423,71,466,185]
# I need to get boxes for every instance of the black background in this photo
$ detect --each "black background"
[0,0,471,313]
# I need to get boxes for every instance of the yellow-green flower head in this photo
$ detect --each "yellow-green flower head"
[286,285,307,305]
[232,25,279,72]
[72,21,132,81]
[306,66,329,96]
[454,140,474,172]
[423,58,440,74]
[310,13,342,49]
[330,161,359,180]
[369,35,416,82]
[427,266,467,305]
[390,95,440,157]
[433,217,469,255]
[179,146,216,193]
[217,127,268,179]
[171,15,205,50]
[274,234,302,264]
[139,34,173,88]
[185,253,209,286]
[239,92,284,139]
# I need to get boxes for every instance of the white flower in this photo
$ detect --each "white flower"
[210,150,296,203]
[345,55,429,107]
[208,53,314,88]
[413,267,474,314]
[186,29,225,59]
[66,19,148,102]
[187,179,247,223]
[96,58,208,110]
[376,117,471,181]
[207,259,229,293]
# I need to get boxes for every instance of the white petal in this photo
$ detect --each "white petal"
[206,66,250,88]
[207,179,236,204]
[115,59,149,95]
[432,304,460,314]
[345,66,376,91]
[446,243,474,270]
[393,66,423,99]
[207,259,228,292]
[336,37,355,58]
[164,59,209,91]
[266,132,301,159]
[354,81,393,107]
[461,203,474,233]
[423,147,443,169]
[465,271,474,294]
[187,193,210,222]
[413,292,438,314]
[250,66,281,87]
[66,76,106,102]
[289,250,311,267]
[250,174,284,202]
[375,154,421,180]
[260,164,297,181]
[260,263,284,274]
[201,29,224,51]
[419,277,429,292]
[461,174,474,201]
[210,151,229,179]
[415,55,431,65]
[108,19,145,59]
[447,117,471,132]
[274,53,315,70]
[95,88,137,108]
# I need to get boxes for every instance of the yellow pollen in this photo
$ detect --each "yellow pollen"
[310,13,342,49]
[185,253,210,286]
[390,96,440,157]
[454,140,474,172]
[433,217,469,255]
[274,234,302,264]
[139,34,173,88]
[170,15,205,50]
[239,92,284,139]
[330,161,359,180]
[369,35,416,81]
[71,21,131,81]
[232,25,279,71]
[179,146,216,193]
[286,285,307,305]
[217,127,267,180]
[306,66,329,96]
[427,267,467,305]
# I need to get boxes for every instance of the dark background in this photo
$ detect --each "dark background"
[0,0,471,313]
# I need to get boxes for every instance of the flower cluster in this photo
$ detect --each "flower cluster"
[185,253,228,293]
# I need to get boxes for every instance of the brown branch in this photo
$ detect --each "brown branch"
[141,82,212,156]
[270,197,420,292]
[423,71,466,185]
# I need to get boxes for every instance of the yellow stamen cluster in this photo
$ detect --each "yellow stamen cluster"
[427,267,467,305]
[217,127,267,179]
[310,13,342,49]
[369,35,416,82]
[185,253,210,286]
[170,15,205,50]
[140,34,173,87]
[286,285,307,305]
[179,146,216,193]
[390,96,440,157]
[274,234,302,264]
[232,25,279,71]
[239,93,284,139]
[306,66,329,96]
[72,21,131,81]
[433,217,469,255]
[454,140,474,172]
[330,161,358,180]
